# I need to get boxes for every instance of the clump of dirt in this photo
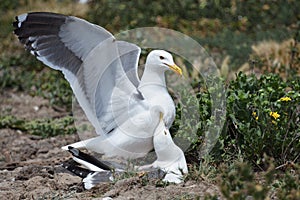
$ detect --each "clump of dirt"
[0,92,222,199]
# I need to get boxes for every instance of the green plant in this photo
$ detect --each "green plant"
[220,72,300,167]
[0,115,76,138]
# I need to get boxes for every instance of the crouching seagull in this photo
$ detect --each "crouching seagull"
[13,12,188,188]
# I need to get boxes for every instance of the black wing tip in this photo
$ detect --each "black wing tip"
[15,12,67,20]
[12,11,68,51]
[12,12,68,32]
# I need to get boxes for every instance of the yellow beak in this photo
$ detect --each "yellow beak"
[168,64,182,75]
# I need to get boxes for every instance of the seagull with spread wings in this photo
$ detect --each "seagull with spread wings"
[13,12,188,188]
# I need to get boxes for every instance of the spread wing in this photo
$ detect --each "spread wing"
[13,12,144,134]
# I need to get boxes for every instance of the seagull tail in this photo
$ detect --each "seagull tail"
[66,146,112,171]
[62,147,116,189]
[62,160,114,189]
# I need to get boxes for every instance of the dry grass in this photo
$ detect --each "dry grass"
[222,38,300,80]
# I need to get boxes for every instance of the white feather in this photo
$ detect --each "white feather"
[17,13,27,27]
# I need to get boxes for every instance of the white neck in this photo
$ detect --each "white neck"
[139,64,167,88]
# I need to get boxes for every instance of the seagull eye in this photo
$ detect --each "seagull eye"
[159,56,165,60]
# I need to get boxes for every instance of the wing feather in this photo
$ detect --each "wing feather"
[14,12,145,134]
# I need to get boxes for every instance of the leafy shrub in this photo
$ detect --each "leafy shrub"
[219,73,300,167]
[181,71,299,170]
[171,76,226,164]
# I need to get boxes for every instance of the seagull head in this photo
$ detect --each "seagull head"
[146,50,182,75]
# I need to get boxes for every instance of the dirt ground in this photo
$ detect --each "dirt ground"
[0,91,222,199]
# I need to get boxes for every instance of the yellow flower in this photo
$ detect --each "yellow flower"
[280,97,291,102]
[252,112,258,120]
[270,111,280,119]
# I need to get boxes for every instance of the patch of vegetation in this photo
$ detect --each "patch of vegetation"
[88,0,299,33]
[0,115,76,138]
[222,73,299,167]
[88,0,299,68]
[180,72,299,168]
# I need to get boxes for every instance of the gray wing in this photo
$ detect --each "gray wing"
[117,41,141,87]
[14,12,144,134]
